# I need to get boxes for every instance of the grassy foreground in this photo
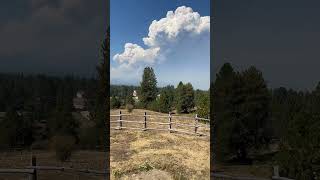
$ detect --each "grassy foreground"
[110,109,210,180]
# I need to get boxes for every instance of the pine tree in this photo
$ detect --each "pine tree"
[140,67,157,108]
[213,63,240,162]
[158,85,175,113]
[196,91,210,118]
[240,66,271,146]
[184,83,195,112]
[276,111,320,179]
[90,27,109,148]
[176,81,184,113]
[176,82,195,113]
[213,63,271,162]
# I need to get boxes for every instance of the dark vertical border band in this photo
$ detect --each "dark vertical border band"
[210,0,215,179]
[105,0,110,179]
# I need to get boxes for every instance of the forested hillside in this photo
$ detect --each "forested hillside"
[0,73,106,155]
[213,63,320,179]
[0,73,97,112]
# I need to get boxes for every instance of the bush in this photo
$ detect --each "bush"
[196,93,210,118]
[135,101,144,109]
[50,135,76,161]
[31,140,49,150]
[79,127,98,149]
[147,100,160,112]
[0,132,10,150]
[276,112,320,179]
[138,161,154,171]
[110,96,121,109]
[126,104,134,113]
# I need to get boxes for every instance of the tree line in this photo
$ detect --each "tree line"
[0,74,103,149]
[110,67,210,118]
[212,63,320,179]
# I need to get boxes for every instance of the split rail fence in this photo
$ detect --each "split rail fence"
[110,111,210,136]
[211,173,294,180]
[0,155,108,180]
[211,166,294,180]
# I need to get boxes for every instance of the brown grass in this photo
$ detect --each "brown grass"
[213,164,273,178]
[110,109,210,180]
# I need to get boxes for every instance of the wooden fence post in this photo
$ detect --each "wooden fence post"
[144,112,147,130]
[195,114,198,134]
[168,112,172,132]
[30,155,37,180]
[119,111,122,129]
[273,165,279,177]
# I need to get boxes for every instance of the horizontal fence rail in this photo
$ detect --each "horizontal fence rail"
[211,173,270,180]
[211,173,294,180]
[0,169,35,174]
[0,167,107,175]
[25,166,108,175]
[0,156,108,179]
[211,166,294,180]
[110,111,210,136]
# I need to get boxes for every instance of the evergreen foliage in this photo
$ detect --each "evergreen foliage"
[140,67,158,108]
[214,63,271,162]
[158,85,175,113]
[212,63,320,179]
[110,96,121,109]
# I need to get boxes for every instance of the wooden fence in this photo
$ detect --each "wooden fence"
[211,174,294,180]
[110,111,210,136]
[211,166,294,180]
[0,155,108,180]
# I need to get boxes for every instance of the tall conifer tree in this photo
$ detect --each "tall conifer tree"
[140,67,157,108]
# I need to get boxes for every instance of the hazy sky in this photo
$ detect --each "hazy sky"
[110,0,210,90]
[0,0,106,77]
[213,0,320,91]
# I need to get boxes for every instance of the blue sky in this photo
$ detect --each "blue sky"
[111,0,210,90]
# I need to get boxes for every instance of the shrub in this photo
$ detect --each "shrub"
[276,112,320,179]
[147,100,160,112]
[50,135,76,161]
[138,161,154,171]
[196,93,210,118]
[126,104,134,113]
[31,140,49,150]
[79,127,98,149]
[135,101,144,109]
[110,96,121,109]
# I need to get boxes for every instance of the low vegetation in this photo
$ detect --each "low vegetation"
[50,135,76,162]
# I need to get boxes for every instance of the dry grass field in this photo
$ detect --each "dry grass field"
[213,164,273,178]
[110,109,210,180]
[0,150,106,180]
